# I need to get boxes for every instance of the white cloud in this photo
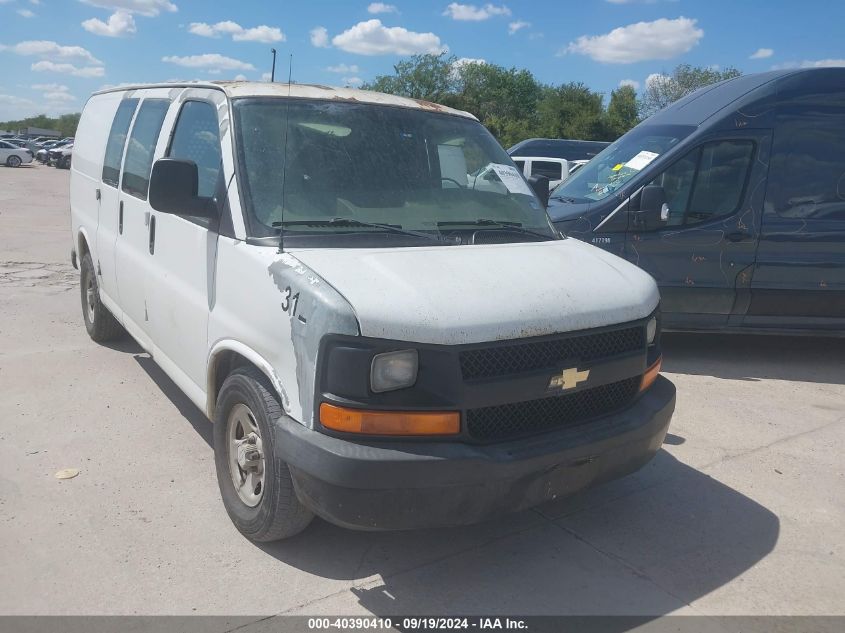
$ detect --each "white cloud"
[367,2,398,13]
[645,72,669,89]
[310,26,330,48]
[31,60,105,77]
[565,17,703,64]
[233,73,247,81]
[342,76,363,87]
[749,47,773,59]
[2,40,103,65]
[332,19,445,55]
[442,3,510,21]
[44,91,76,102]
[32,83,69,91]
[78,0,177,16]
[17,9,35,17]
[82,11,137,37]
[508,20,529,34]
[162,53,255,71]
[454,56,485,68]
[619,78,640,89]
[773,58,845,69]
[188,21,284,43]
[327,63,360,73]
[261,72,271,81]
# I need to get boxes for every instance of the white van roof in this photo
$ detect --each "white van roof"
[92,81,477,120]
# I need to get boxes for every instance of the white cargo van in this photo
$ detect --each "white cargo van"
[70,82,674,540]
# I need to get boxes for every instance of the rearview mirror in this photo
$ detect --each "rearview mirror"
[149,159,216,218]
[636,184,669,229]
[528,174,550,208]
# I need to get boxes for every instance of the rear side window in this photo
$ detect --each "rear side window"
[650,140,754,226]
[122,99,170,200]
[102,98,138,188]
[769,110,845,221]
[167,101,222,198]
[531,160,563,181]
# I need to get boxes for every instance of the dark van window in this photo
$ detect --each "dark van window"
[531,160,563,181]
[102,98,138,188]
[769,112,845,221]
[513,159,525,172]
[122,99,170,200]
[650,140,754,227]
[167,101,222,198]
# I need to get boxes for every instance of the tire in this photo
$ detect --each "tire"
[214,367,314,541]
[79,252,124,342]
[6,155,21,168]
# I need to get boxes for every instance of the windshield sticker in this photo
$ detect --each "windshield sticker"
[490,163,534,196]
[612,163,624,171]
[624,151,659,171]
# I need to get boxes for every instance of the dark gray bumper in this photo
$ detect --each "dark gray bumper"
[273,375,676,531]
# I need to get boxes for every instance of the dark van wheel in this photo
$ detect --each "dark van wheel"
[80,252,124,342]
[214,367,313,541]
[6,155,22,168]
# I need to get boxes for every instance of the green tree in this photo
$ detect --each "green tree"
[363,53,458,102]
[604,85,640,139]
[640,64,742,118]
[536,83,607,141]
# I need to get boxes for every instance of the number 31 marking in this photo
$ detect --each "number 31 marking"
[282,286,300,316]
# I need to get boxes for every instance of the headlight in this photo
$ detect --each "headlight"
[370,349,418,393]
[646,316,658,346]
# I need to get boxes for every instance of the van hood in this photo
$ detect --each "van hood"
[290,239,659,345]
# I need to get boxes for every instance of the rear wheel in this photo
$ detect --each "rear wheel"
[80,252,124,342]
[214,367,313,541]
[6,155,21,168]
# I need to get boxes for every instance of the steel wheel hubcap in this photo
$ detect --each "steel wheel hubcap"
[85,275,96,322]
[226,403,265,507]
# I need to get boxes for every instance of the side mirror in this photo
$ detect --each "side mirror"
[528,174,550,208]
[149,158,216,218]
[636,184,669,228]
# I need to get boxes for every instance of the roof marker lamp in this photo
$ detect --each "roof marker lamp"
[370,349,419,393]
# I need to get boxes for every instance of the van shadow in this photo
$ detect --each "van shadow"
[256,450,779,620]
[661,332,845,385]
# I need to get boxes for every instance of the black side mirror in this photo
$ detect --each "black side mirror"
[528,174,550,208]
[149,159,216,218]
[636,184,669,228]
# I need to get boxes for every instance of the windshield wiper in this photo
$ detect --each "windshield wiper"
[273,217,448,243]
[550,194,578,203]
[436,218,557,241]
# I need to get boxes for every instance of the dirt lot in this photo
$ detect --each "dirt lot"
[1,163,843,619]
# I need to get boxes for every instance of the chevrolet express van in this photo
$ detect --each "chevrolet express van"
[548,68,845,335]
[70,82,674,540]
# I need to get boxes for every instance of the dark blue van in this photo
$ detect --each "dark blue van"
[547,68,845,335]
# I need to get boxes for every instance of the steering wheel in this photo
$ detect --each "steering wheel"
[441,177,466,189]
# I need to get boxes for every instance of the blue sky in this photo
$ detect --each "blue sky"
[1,0,844,121]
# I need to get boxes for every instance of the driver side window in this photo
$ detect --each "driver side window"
[650,140,755,227]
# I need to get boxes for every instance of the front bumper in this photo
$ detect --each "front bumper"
[273,375,675,530]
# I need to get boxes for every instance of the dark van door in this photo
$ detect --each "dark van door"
[747,75,845,331]
[623,130,771,329]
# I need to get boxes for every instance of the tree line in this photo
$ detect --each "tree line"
[364,55,741,147]
[0,60,740,144]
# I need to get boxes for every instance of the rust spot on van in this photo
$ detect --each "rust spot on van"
[412,98,446,111]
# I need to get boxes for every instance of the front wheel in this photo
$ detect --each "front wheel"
[80,252,124,342]
[6,155,22,168]
[214,367,313,541]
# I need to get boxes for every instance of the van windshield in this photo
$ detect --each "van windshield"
[551,124,696,204]
[232,98,556,246]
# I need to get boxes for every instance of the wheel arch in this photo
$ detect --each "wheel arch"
[77,227,93,262]
[206,341,288,419]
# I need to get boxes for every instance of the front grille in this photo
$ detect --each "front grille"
[459,325,644,380]
[466,376,641,442]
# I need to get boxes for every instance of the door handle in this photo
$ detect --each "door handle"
[95,188,101,201]
[118,201,123,235]
[149,216,156,255]
[726,231,751,242]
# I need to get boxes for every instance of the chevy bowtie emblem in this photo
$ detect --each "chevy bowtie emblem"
[548,367,590,391]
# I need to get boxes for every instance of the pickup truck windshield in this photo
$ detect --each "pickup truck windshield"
[551,124,696,204]
[232,98,556,246]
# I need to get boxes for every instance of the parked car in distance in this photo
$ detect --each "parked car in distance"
[548,67,845,336]
[0,140,33,167]
[54,143,73,169]
[511,156,570,189]
[70,81,674,541]
[509,138,611,162]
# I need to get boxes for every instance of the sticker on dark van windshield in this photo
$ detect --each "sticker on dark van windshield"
[624,151,659,171]
[490,163,534,196]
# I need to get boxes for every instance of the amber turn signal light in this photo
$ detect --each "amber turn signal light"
[640,356,662,392]
[320,403,460,436]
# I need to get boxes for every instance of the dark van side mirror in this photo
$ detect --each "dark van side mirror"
[528,174,550,208]
[636,184,669,228]
[149,159,216,218]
